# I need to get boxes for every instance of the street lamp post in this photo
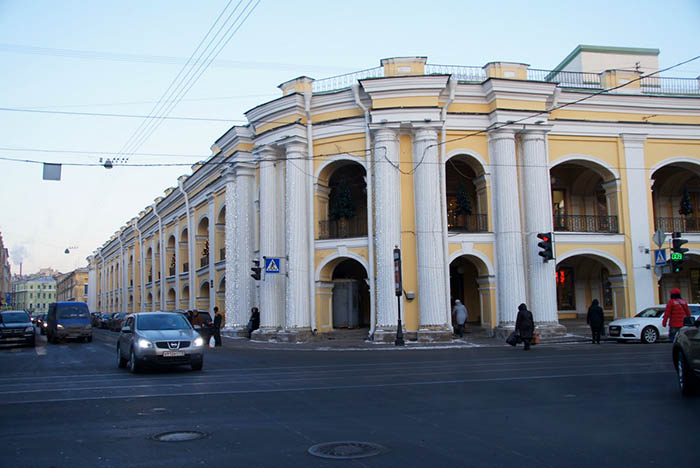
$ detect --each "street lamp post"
[393,247,405,346]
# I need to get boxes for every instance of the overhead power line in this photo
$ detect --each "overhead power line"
[0,106,237,122]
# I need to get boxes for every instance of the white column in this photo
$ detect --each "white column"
[207,193,216,316]
[259,147,285,329]
[488,129,527,325]
[373,128,402,330]
[519,130,559,325]
[187,208,195,310]
[284,141,311,330]
[233,162,257,327]
[224,169,238,327]
[622,134,654,312]
[150,237,157,311]
[413,127,449,329]
[87,260,97,312]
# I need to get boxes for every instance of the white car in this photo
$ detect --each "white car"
[608,304,700,344]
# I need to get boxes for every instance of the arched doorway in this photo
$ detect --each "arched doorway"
[316,160,368,240]
[181,284,189,309]
[556,253,626,319]
[331,259,370,329]
[167,288,176,311]
[198,280,210,312]
[196,217,209,269]
[445,154,489,232]
[449,255,492,326]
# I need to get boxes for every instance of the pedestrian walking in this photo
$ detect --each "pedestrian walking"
[213,306,223,347]
[515,303,535,351]
[246,307,260,339]
[662,288,691,342]
[452,299,467,338]
[586,299,605,344]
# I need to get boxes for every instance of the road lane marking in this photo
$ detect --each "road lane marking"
[0,368,672,406]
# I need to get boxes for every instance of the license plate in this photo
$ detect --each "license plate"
[162,351,185,357]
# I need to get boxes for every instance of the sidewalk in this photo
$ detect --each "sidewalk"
[220,319,603,351]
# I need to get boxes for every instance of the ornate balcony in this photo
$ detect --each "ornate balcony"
[168,267,175,277]
[655,216,700,233]
[200,257,209,268]
[553,215,619,233]
[318,217,368,240]
[447,213,488,232]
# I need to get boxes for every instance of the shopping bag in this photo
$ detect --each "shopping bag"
[506,331,520,346]
[209,336,216,348]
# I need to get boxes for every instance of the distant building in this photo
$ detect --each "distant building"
[0,233,10,307]
[89,45,700,341]
[56,268,89,303]
[11,276,56,314]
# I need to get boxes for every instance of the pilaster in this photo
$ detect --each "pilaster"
[224,168,238,328]
[207,192,216,316]
[231,161,257,334]
[621,133,654,313]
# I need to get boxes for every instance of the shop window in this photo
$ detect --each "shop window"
[691,269,700,304]
[556,267,576,310]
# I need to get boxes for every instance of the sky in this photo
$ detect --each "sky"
[1,0,699,275]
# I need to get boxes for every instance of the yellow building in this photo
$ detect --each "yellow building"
[56,268,89,303]
[89,45,700,341]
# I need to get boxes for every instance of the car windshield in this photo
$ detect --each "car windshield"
[137,314,191,331]
[57,305,90,319]
[1,311,30,323]
[635,308,664,318]
[690,305,700,316]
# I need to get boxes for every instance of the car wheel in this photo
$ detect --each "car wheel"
[676,352,697,396]
[641,326,659,344]
[129,349,140,373]
[191,361,203,371]
[117,346,127,369]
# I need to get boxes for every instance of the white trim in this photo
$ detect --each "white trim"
[554,233,625,244]
[444,148,490,175]
[315,251,369,282]
[315,238,368,251]
[314,153,367,180]
[556,248,627,275]
[447,248,495,277]
[550,154,620,180]
[648,156,700,179]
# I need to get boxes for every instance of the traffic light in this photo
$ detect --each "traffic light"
[671,232,689,273]
[250,259,261,280]
[537,232,554,262]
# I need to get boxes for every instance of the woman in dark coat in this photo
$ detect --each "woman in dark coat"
[515,303,535,351]
[586,299,605,344]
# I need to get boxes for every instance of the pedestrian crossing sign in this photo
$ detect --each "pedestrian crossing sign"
[653,249,667,266]
[264,257,280,274]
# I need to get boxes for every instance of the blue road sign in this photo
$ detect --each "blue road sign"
[653,249,667,266]
[264,257,280,274]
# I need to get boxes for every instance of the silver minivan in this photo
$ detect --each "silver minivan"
[116,312,205,373]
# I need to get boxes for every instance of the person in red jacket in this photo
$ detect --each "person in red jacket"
[662,288,691,342]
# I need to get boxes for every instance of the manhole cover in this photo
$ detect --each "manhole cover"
[152,431,207,442]
[308,441,388,459]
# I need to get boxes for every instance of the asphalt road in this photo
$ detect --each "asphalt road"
[1,328,697,468]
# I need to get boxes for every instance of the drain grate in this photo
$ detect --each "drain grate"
[152,431,207,442]
[308,441,388,459]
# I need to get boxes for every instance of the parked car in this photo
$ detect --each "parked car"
[47,302,92,343]
[116,312,205,373]
[672,314,700,396]
[608,304,700,344]
[0,310,35,347]
[99,313,112,329]
[110,313,127,332]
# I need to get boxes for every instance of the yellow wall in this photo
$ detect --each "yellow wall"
[399,133,419,331]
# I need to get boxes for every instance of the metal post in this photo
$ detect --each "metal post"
[394,247,405,346]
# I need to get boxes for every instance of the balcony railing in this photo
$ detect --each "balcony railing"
[182,262,189,273]
[655,216,700,233]
[168,267,175,277]
[553,215,619,233]
[220,248,225,261]
[200,257,209,268]
[311,66,384,93]
[447,213,488,232]
[318,217,368,239]
[528,69,602,89]
[425,64,485,82]
[640,77,700,95]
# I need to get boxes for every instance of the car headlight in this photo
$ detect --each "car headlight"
[42,323,47,327]
[194,337,204,347]
[57,324,64,329]
[137,339,153,349]
[622,324,639,329]
[25,327,34,332]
